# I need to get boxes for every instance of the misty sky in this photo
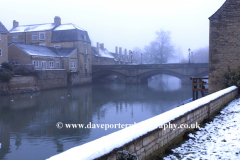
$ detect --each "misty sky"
[1,0,225,58]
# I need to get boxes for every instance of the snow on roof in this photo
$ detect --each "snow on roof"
[99,48,114,58]
[47,86,238,160]
[54,23,85,31]
[9,23,56,33]
[91,46,114,58]
[12,43,76,57]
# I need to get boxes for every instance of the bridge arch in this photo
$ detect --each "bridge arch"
[92,70,127,83]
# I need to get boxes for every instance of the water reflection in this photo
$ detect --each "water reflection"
[0,76,192,160]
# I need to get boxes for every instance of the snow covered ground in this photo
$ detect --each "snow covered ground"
[164,98,240,160]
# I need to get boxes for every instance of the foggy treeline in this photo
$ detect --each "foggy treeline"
[132,30,209,64]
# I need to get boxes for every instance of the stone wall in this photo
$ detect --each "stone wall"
[0,70,67,95]
[36,69,67,89]
[0,33,8,64]
[94,87,237,160]
[48,86,237,160]
[209,0,240,93]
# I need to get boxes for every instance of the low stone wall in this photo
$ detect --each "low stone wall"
[36,69,67,89]
[47,86,238,160]
[0,70,68,95]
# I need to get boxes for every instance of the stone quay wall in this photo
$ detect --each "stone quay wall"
[48,86,238,160]
[0,70,67,95]
[95,87,237,160]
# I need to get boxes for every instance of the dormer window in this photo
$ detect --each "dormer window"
[39,32,45,40]
[83,35,86,41]
[32,33,38,40]
[13,35,18,42]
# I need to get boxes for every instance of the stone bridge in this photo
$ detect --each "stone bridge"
[92,63,209,84]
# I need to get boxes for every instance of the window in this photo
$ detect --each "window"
[84,58,87,69]
[49,61,54,68]
[33,60,39,68]
[39,32,45,40]
[54,45,61,48]
[13,35,18,42]
[82,35,86,41]
[0,34,1,40]
[71,61,75,68]
[84,43,87,54]
[32,33,38,40]
[0,48,2,56]
[56,61,60,69]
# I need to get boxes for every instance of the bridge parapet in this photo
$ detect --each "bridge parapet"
[92,63,209,84]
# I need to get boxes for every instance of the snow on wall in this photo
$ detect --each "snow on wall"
[47,86,238,160]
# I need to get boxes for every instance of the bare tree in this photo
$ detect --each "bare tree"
[144,30,174,64]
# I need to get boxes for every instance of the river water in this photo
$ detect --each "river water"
[0,75,193,160]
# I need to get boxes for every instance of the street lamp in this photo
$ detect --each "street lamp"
[141,53,143,64]
[188,48,191,63]
[191,51,193,63]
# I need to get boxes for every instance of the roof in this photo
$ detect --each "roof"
[52,29,90,43]
[91,46,114,58]
[11,43,76,57]
[209,0,228,20]
[0,21,8,33]
[9,23,56,33]
[54,23,85,31]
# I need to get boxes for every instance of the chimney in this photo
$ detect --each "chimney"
[97,42,99,55]
[13,20,19,28]
[115,46,118,60]
[100,43,104,50]
[119,47,122,60]
[124,49,127,62]
[54,16,61,26]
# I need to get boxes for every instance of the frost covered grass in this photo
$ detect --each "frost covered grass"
[164,98,240,160]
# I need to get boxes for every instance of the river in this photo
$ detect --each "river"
[0,75,193,160]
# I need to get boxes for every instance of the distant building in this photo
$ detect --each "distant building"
[91,42,132,65]
[0,21,8,65]
[91,43,117,65]
[209,0,240,93]
[8,16,92,85]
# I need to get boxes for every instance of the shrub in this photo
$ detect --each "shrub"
[117,150,138,160]
[223,67,240,92]
[1,62,13,71]
[14,64,35,75]
[0,68,14,82]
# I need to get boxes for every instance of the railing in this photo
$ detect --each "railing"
[190,77,208,100]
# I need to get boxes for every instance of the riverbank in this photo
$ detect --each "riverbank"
[163,96,240,159]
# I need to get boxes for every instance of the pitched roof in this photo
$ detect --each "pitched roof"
[91,46,114,58]
[209,0,228,20]
[54,23,85,31]
[0,21,8,33]
[9,23,56,33]
[11,43,76,57]
[52,28,90,43]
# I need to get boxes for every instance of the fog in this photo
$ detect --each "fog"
[1,0,225,58]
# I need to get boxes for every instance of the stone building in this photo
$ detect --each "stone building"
[8,16,92,85]
[209,0,240,93]
[0,21,8,65]
[8,43,77,71]
[91,43,117,65]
